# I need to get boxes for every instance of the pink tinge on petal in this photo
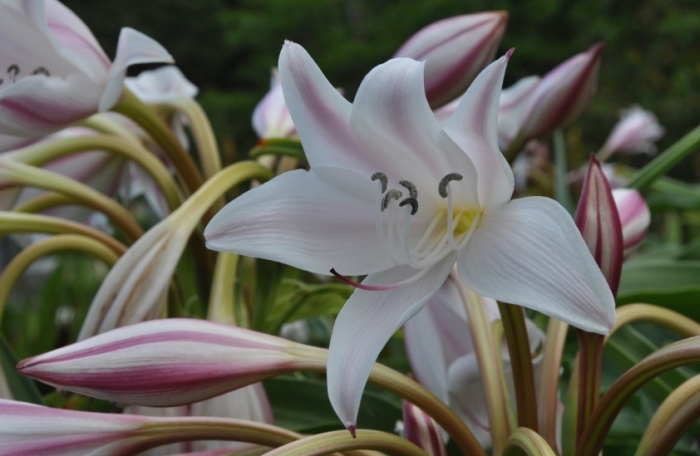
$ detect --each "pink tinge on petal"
[402,401,447,456]
[612,188,650,257]
[574,155,624,295]
[520,43,604,140]
[601,105,665,156]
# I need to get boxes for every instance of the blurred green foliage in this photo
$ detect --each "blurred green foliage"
[63,0,700,177]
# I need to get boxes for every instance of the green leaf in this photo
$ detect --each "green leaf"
[0,334,42,404]
[617,260,700,320]
[264,375,401,434]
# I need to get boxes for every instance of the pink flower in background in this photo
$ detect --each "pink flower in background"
[252,69,296,141]
[599,105,664,160]
[401,400,447,456]
[612,188,650,257]
[394,12,508,108]
[0,0,172,145]
[497,44,603,151]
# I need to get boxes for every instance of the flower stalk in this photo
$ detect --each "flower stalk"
[575,330,603,444]
[538,317,568,449]
[262,429,428,456]
[502,428,557,456]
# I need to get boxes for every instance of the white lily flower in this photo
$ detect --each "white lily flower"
[599,105,665,159]
[0,0,172,143]
[252,69,296,141]
[205,42,615,430]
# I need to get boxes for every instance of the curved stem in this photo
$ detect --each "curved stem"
[0,234,119,320]
[576,336,700,456]
[13,192,79,214]
[0,212,126,255]
[456,279,511,455]
[635,375,700,456]
[112,88,204,195]
[499,302,539,432]
[503,428,557,456]
[260,429,427,456]
[610,303,700,340]
[160,97,222,180]
[2,159,143,241]
[9,135,183,212]
[208,252,239,325]
[538,317,568,452]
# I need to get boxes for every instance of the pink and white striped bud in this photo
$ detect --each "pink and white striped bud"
[574,155,624,296]
[401,401,447,456]
[599,105,664,159]
[18,318,325,407]
[394,12,508,108]
[252,70,296,141]
[612,188,650,257]
[499,43,603,150]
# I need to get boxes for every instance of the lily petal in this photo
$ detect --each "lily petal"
[443,53,514,208]
[497,76,540,150]
[327,253,456,429]
[100,27,174,111]
[612,188,650,257]
[457,197,615,334]
[351,57,478,207]
[279,42,370,173]
[574,155,623,295]
[205,167,393,276]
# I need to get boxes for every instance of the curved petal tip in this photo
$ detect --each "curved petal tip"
[348,425,357,438]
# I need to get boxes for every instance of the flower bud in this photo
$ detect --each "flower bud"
[394,12,508,108]
[252,70,296,141]
[599,105,664,159]
[18,318,324,407]
[402,400,447,456]
[574,155,623,295]
[499,43,603,150]
[612,188,650,257]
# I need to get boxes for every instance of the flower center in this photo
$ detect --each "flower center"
[372,172,482,270]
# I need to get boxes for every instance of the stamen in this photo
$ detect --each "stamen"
[438,173,463,198]
[381,189,402,211]
[399,197,418,215]
[330,267,431,292]
[371,172,388,193]
[399,180,418,199]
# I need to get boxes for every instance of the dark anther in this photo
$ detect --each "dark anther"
[7,65,19,83]
[399,197,418,215]
[32,67,50,76]
[371,172,388,193]
[381,189,402,211]
[438,173,463,198]
[399,180,418,199]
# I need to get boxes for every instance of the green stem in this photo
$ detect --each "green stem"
[610,303,700,340]
[553,129,575,213]
[576,336,700,456]
[575,331,603,445]
[112,88,204,195]
[626,124,700,191]
[261,429,428,456]
[457,279,511,455]
[635,375,700,456]
[250,145,306,162]
[499,302,539,432]
[208,252,239,325]
[13,192,78,214]
[9,135,183,212]
[503,428,558,456]
[0,212,126,254]
[0,235,119,320]
[3,159,143,241]
[538,318,568,452]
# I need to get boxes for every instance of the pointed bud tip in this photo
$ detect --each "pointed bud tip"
[348,425,357,439]
[506,48,515,59]
[589,42,605,56]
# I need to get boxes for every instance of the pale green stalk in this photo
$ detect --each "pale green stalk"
[493,319,518,431]
[8,135,183,212]
[80,114,143,146]
[502,428,557,456]
[261,429,427,456]
[635,375,700,456]
[538,318,568,452]
[1,159,143,241]
[456,277,511,455]
[0,235,119,320]
[13,192,77,214]
[112,88,204,195]
[499,302,539,432]
[208,252,240,325]
[0,212,126,255]
[610,304,700,340]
